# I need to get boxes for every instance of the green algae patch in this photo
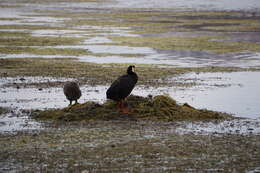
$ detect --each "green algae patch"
[32,95,232,121]
[0,32,30,38]
[0,47,90,56]
[0,25,69,31]
[0,36,85,47]
[0,107,8,115]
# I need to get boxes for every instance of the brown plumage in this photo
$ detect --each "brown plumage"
[63,82,81,105]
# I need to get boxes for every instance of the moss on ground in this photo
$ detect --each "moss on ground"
[0,36,85,47]
[0,47,90,56]
[59,9,260,53]
[0,126,259,172]
[0,107,8,115]
[32,95,232,121]
[0,32,30,38]
[0,25,69,30]
[1,9,259,57]
[0,4,23,8]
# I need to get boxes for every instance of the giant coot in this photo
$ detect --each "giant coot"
[63,81,82,105]
[106,65,138,113]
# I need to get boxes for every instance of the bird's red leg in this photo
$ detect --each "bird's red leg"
[121,99,130,114]
[117,100,122,112]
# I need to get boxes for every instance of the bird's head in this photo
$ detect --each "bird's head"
[127,65,136,74]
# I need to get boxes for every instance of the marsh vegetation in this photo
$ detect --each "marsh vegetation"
[1,0,260,172]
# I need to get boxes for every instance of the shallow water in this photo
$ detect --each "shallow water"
[77,52,260,67]
[111,0,260,11]
[172,71,260,119]
[0,111,42,133]
[31,29,88,38]
[54,45,155,55]
[1,0,260,67]
[1,71,260,118]
[0,77,108,110]
[3,0,260,12]
[1,50,260,67]
[1,72,260,133]
[134,71,260,119]
[1,0,260,134]
[51,0,260,12]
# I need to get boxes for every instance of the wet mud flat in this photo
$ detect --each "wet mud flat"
[0,120,260,172]
[1,0,260,67]
[0,94,260,172]
[1,0,260,172]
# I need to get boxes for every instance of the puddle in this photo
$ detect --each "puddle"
[21,16,67,24]
[0,77,108,110]
[0,110,42,133]
[0,20,22,25]
[2,51,260,68]
[84,37,114,44]
[54,45,155,54]
[0,29,29,33]
[76,52,260,67]
[0,86,108,110]
[74,25,137,37]
[78,54,174,65]
[1,46,260,67]
[0,7,23,18]
[31,29,88,38]
[157,51,260,67]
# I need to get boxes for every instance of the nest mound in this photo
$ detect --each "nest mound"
[32,95,232,121]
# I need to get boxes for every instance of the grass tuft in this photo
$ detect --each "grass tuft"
[32,95,232,121]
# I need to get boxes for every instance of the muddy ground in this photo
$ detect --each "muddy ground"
[1,0,260,172]
[0,120,260,172]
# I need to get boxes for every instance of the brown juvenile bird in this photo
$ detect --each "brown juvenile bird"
[63,81,82,105]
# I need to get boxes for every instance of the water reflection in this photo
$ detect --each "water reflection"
[172,71,260,118]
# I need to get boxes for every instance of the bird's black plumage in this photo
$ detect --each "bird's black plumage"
[106,65,138,101]
[63,81,82,105]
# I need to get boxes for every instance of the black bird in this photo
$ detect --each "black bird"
[63,81,82,105]
[106,65,138,113]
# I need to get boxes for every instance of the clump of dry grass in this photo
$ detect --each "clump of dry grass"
[32,95,232,121]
